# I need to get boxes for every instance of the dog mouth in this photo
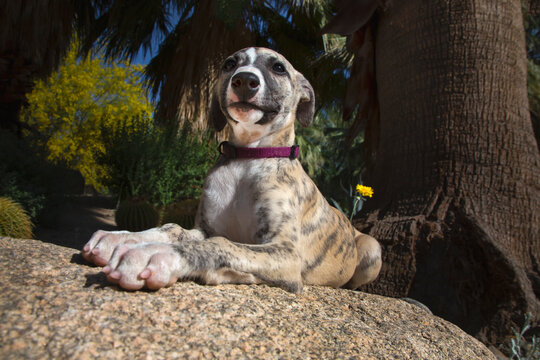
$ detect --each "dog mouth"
[227,102,279,125]
[228,102,273,113]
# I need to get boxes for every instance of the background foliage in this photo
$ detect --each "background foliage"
[0,129,83,221]
[296,106,366,217]
[98,117,216,207]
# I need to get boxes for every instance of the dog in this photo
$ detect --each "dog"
[82,47,382,293]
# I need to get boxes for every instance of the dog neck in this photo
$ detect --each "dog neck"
[229,121,296,148]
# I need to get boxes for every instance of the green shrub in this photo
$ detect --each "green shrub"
[98,117,216,207]
[0,130,84,221]
[115,198,160,232]
[507,313,540,360]
[295,107,366,215]
[0,197,33,238]
[161,199,199,229]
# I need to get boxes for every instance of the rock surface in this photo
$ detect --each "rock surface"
[0,238,495,359]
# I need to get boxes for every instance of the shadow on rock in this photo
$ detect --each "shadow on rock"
[84,272,110,288]
[35,195,117,250]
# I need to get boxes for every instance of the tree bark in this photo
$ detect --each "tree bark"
[355,0,540,345]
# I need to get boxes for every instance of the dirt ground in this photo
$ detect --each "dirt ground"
[34,195,118,250]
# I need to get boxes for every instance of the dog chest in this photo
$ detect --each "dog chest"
[202,160,267,244]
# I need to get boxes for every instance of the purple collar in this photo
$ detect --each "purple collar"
[219,141,299,160]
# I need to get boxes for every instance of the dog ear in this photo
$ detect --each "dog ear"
[210,94,227,131]
[296,74,315,127]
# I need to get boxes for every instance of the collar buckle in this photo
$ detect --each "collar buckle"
[218,141,236,159]
[289,145,299,160]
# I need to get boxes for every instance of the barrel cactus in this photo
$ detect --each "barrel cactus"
[115,198,159,232]
[161,199,199,229]
[0,197,33,238]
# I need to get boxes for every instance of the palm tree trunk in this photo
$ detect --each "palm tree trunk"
[356,0,540,345]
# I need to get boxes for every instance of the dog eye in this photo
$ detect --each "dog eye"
[272,62,286,74]
[223,58,237,71]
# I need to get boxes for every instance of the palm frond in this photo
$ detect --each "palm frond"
[148,0,254,129]
[80,0,182,61]
[0,0,86,78]
[0,0,94,131]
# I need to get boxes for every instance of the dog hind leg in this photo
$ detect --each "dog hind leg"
[343,231,382,289]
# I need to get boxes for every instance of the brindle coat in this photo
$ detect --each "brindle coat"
[82,47,381,292]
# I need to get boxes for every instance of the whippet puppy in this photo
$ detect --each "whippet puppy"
[82,47,382,293]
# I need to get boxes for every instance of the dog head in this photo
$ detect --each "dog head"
[210,47,315,147]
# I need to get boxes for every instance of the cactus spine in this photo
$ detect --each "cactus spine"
[161,199,199,229]
[115,198,159,232]
[0,197,33,238]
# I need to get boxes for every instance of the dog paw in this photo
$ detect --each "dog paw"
[82,230,143,267]
[102,243,186,290]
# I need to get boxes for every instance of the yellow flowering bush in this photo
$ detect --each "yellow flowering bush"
[21,41,152,191]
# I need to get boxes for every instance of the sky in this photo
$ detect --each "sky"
[133,49,155,66]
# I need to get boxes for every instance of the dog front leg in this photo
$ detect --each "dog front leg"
[82,223,205,267]
[102,236,303,293]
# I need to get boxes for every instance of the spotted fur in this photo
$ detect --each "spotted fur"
[82,47,382,292]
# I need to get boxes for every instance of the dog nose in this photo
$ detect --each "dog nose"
[231,72,260,100]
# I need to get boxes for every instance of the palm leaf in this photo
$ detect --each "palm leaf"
[0,0,94,131]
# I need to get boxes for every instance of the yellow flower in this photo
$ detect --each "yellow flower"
[356,184,374,198]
